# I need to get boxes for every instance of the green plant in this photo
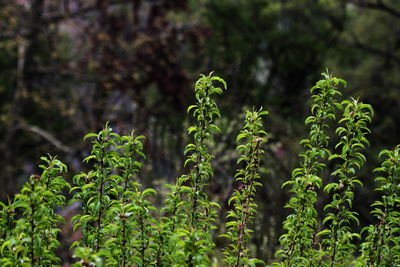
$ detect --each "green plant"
[357,145,400,266]
[320,98,373,266]
[69,126,160,266]
[68,73,228,266]
[98,132,154,266]
[160,73,226,266]
[276,73,343,265]
[222,108,268,266]
[0,156,68,266]
[70,124,122,252]
[1,71,400,267]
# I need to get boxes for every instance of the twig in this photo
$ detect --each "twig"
[17,123,73,153]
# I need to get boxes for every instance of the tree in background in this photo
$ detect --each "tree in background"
[0,0,206,198]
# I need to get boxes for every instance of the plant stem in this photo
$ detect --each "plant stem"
[30,182,36,266]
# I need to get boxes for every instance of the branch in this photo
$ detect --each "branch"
[352,0,400,20]
[350,34,400,65]
[17,123,73,154]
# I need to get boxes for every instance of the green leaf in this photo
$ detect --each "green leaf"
[142,188,157,197]
[84,133,98,140]
[187,104,198,114]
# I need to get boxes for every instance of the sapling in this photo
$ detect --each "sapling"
[185,73,226,229]
[222,108,268,267]
[71,126,160,266]
[183,73,226,266]
[134,188,158,266]
[277,73,343,265]
[320,98,373,266]
[70,123,121,252]
[357,145,400,266]
[99,132,148,266]
[160,73,226,266]
[0,156,68,266]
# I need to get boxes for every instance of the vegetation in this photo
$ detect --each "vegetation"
[357,145,400,266]
[1,72,400,266]
[276,73,342,265]
[222,108,268,266]
[1,156,68,266]
[1,2,400,263]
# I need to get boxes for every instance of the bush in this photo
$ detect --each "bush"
[1,72,399,266]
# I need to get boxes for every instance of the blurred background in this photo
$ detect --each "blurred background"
[1,0,399,264]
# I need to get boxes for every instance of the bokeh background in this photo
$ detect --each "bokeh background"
[1,0,399,264]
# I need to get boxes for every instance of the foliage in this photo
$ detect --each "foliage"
[0,72,400,266]
[0,156,68,266]
[1,3,400,262]
[156,73,226,266]
[320,98,373,265]
[276,73,343,265]
[357,145,400,266]
[222,108,268,266]
[69,124,159,266]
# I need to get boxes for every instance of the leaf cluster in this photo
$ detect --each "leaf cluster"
[319,98,373,265]
[277,72,343,265]
[357,145,400,266]
[0,156,68,266]
[2,71,400,267]
[222,108,268,267]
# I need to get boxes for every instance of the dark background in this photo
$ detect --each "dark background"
[1,0,399,263]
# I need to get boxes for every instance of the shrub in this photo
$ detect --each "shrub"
[0,72,399,266]
[357,145,400,266]
[221,108,268,266]
[1,156,68,266]
[276,74,343,265]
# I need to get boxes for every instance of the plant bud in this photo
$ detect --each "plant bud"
[80,260,91,267]
[31,174,41,180]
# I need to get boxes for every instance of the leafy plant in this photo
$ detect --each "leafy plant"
[1,71,400,266]
[69,126,160,266]
[0,197,15,247]
[276,73,343,265]
[320,98,373,266]
[0,156,68,266]
[99,132,152,266]
[70,124,122,252]
[161,73,226,266]
[222,108,268,266]
[358,145,400,266]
